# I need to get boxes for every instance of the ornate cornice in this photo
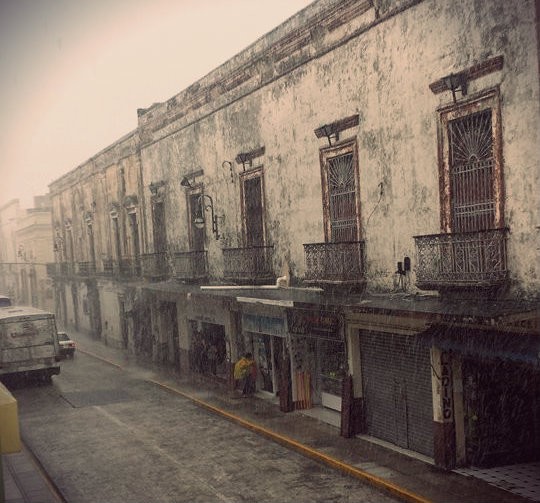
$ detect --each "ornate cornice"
[137,1,374,140]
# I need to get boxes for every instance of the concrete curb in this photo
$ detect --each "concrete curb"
[21,435,68,503]
[149,378,431,503]
[79,346,430,503]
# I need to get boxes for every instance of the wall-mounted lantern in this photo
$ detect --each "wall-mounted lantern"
[180,176,194,189]
[148,180,165,196]
[314,115,359,147]
[320,124,339,146]
[235,147,265,172]
[443,72,467,104]
[180,177,220,240]
[235,152,251,172]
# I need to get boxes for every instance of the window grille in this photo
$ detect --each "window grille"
[449,110,495,232]
[327,153,357,242]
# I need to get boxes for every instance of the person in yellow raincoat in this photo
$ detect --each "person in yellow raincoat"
[234,352,256,396]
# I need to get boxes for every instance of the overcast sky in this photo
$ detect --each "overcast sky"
[0,0,313,209]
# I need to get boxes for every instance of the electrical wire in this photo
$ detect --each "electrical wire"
[366,181,384,226]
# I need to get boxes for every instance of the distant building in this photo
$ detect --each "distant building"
[0,199,21,301]
[48,0,540,470]
[0,196,54,311]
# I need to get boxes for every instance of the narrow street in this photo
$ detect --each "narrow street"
[10,347,398,503]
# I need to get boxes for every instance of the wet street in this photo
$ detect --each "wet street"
[10,351,397,503]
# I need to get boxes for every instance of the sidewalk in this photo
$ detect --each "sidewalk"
[70,329,532,503]
[2,443,60,503]
[2,330,534,503]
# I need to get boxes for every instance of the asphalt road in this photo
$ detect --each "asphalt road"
[10,352,398,503]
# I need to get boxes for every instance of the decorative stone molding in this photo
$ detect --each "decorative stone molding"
[149,181,167,203]
[108,202,120,219]
[429,55,504,95]
[314,114,360,145]
[235,146,265,171]
[137,0,374,139]
[123,194,139,214]
[84,211,94,225]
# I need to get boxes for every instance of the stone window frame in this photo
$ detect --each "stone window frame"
[319,137,362,243]
[239,165,268,247]
[437,87,504,234]
[184,182,205,251]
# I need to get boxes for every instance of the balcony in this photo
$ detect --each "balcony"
[101,258,115,277]
[303,241,366,288]
[46,262,74,278]
[76,261,96,277]
[141,253,170,280]
[222,245,275,284]
[172,251,208,282]
[46,262,58,277]
[414,228,508,290]
[119,256,141,278]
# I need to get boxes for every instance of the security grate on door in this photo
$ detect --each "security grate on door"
[360,331,434,457]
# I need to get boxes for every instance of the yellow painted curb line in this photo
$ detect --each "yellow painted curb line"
[78,346,431,503]
[150,378,432,503]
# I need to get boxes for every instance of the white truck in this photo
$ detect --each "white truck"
[0,306,61,383]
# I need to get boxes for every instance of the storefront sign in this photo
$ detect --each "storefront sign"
[441,351,453,422]
[242,314,285,337]
[287,309,340,339]
[189,296,225,324]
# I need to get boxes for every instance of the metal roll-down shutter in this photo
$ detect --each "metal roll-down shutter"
[360,331,434,457]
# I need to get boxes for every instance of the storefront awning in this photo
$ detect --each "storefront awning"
[420,324,540,365]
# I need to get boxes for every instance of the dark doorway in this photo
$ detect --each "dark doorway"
[243,175,264,246]
[152,202,168,275]
[463,358,540,467]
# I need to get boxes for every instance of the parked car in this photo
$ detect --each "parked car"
[57,331,76,358]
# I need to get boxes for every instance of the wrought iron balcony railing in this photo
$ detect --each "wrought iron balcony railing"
[303,240,366,286]
[46,262,75,277]
[172,250,208,282]
[222,245,275,284]
[141,252,170,280]
[102,258,115,276]
[414,228,509,290]
[46,262,58,277]
[77,261,96,276]
[119,256,141,278]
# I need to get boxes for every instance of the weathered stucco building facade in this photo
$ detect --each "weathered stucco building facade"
[0,196,55,311]
[48,0,540,470]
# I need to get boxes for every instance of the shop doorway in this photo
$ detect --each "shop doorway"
[463,358,540,467]
[189,321,228,379]
[252,334,284,395]
[310,337,346,410]
[360,331,434,458]
[159,301,179,368]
